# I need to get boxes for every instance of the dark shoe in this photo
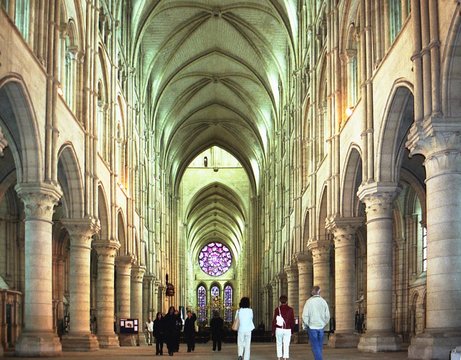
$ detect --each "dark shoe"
[238,356,243,360]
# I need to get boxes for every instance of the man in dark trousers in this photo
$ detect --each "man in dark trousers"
[210,311,224,352]
[183,310,197,352]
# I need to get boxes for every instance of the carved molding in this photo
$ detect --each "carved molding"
[93,239,120,261]
[308,241,330,261]
[0,126,7,157]
[131,265,146,282]
[15,182,62,221]
[406,117,461,158]
[284,264,298,280]
[62,217,100,248]
[116,255,134,274]
[327,217,364,248]
[357,182,399,219]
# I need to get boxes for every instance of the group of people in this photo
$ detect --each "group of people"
[145,306,197,356]
[144,285,329,360]
[234,285,330,360]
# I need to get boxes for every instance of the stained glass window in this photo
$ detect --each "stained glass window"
[224,284,233,323]
[198,242,232,276]
[197,285,207,323]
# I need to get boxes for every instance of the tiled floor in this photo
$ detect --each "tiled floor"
[12,342,409,359]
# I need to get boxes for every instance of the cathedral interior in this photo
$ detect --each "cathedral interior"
[0,0,460,359]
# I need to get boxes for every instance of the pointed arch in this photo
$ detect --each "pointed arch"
[376,81,414,182]
[0,76,43,183]
[117,210,127,255]
[442,9,461,116]
[97,184,109,242]
[57,143,84,219]
[341,145,363,217]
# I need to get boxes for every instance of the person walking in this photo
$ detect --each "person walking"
[153,312,165,355]
[163,306,180,356]
[210,311,224,352]
[145,317,154,346]
[235,297,255,360]
[302,286,330,360]
[271,295,295,360]
[183,310,197,352]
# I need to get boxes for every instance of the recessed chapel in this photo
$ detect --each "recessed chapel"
[0,1,460,359]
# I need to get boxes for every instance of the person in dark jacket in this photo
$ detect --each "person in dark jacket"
[210,311,224,351]
[271,295,295,360]
[163,306,180,356]
[153,312,165,355]
[183,310,197,352]
[174,309,182,352]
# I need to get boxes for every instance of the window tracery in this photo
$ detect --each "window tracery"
[198,242,232,276]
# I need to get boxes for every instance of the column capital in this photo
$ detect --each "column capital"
[327,216,364,247]
[61,217,100,247]
[294,252,310,264]
[131,265,146,282]
[357,182,399,217]
[15,182,62,221]
[407,116,461,155]
[407,118,461,177]
[116,254,134,268]
[143,274,154,284]
[307,240,330,259]
[284,263,298,279]
[93,240,120,258]
[277,271,287,282]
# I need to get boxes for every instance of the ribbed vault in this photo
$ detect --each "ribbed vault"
[186,183,246,261]
[132,0,297,190]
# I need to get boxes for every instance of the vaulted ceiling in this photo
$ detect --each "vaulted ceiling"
[131,0,298,191]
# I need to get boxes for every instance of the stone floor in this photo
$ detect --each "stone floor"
[12,342,409,359]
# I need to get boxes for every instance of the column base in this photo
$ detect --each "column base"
[119,334,137,346]
[97,334,120,348]
[358,333,402,352]
[297,331,309,344]
[329,332,359,348]
[15,331,62,357]
[408,332,461,359]
[138,333,149,346]
[61,333,99,351]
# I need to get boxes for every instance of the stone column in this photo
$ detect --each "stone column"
[61,218,100,351]
[278,272,287,298]
[285,264,299,342]
[14,182,63,356]
[357,183,401,352]
[407,127,461,359]
[131,265,145,346]
[308,240,331,305]
[116,255,134,346]
[296,253,312,323]
[143,275,154,323]
[328,218,363,348]
[285,264,299,316]
[271,278,279,314]
[93,240,120,348]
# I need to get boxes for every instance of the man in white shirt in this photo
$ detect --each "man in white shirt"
[302,286,330,360]
[145,317,154,345]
